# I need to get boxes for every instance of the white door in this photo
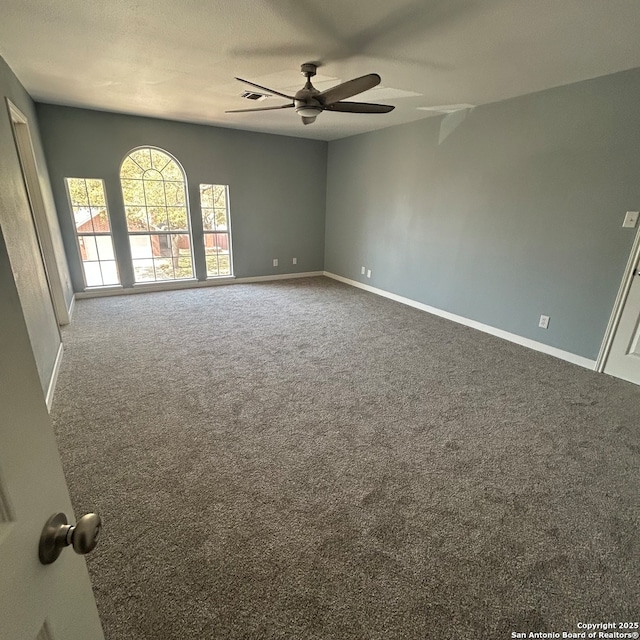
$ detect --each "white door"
[0,230,104,639]
[604,258,640,384]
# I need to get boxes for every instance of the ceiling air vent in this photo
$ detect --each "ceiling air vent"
[241,91,270,101]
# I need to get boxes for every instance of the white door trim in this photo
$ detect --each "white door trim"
[6,99,70,325]
[595,226,640,372]
[45,342,64,412]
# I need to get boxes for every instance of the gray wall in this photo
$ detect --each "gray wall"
[325,68,640,361]
[36,105,327,290]
[11,63,640,364]
[0,56,68,392]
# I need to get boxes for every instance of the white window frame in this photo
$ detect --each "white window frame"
[64,177,120,289]
[199,183,234,279]
[121,146,196,284]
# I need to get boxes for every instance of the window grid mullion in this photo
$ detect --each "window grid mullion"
[123,148,194,283]
[199,183,232,279]
[65,177,119,288]
[83,179,95,234]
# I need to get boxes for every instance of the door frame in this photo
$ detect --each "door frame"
[595,224,640,372]
[6,99,70,325]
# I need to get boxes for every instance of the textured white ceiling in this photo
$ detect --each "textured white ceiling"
[1,0,640,140]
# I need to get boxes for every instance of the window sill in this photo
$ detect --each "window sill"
[84,284,123,292]
[132,278,197,287]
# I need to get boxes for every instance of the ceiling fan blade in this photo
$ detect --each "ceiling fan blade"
[255,0,475,65]
[235,77,295,101]
[263,0,341,49]
[348,1,472,56]
[325,102,395,114]
[319,74,381,105]
[226,103,295,113]
[301,116,317,125]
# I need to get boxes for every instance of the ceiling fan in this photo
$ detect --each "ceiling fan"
[226,63,395,125]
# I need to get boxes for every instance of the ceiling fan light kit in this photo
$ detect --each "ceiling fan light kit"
[296,106,322,117]
[226,63,395,125]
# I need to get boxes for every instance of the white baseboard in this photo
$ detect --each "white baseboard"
[236,271,324,284]
[323,271,597,371]
[67,294,76,321]
[46,342,64,411]
[75,272,324,299]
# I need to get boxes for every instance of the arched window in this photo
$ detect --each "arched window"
[120,147,193,282]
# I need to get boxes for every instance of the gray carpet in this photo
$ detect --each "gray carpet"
[51,277,640,640]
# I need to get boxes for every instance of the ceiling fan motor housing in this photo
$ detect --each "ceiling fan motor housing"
[294,84,322,117]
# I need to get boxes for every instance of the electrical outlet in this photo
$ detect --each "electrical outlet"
[367,269,372,279]
[292,257,297,265]
[272,258,278,267]
[623,211,639,228]
[361,266,366,275]
[539,315,550,329]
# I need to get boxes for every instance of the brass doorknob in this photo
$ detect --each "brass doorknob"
[39,512,102,565]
